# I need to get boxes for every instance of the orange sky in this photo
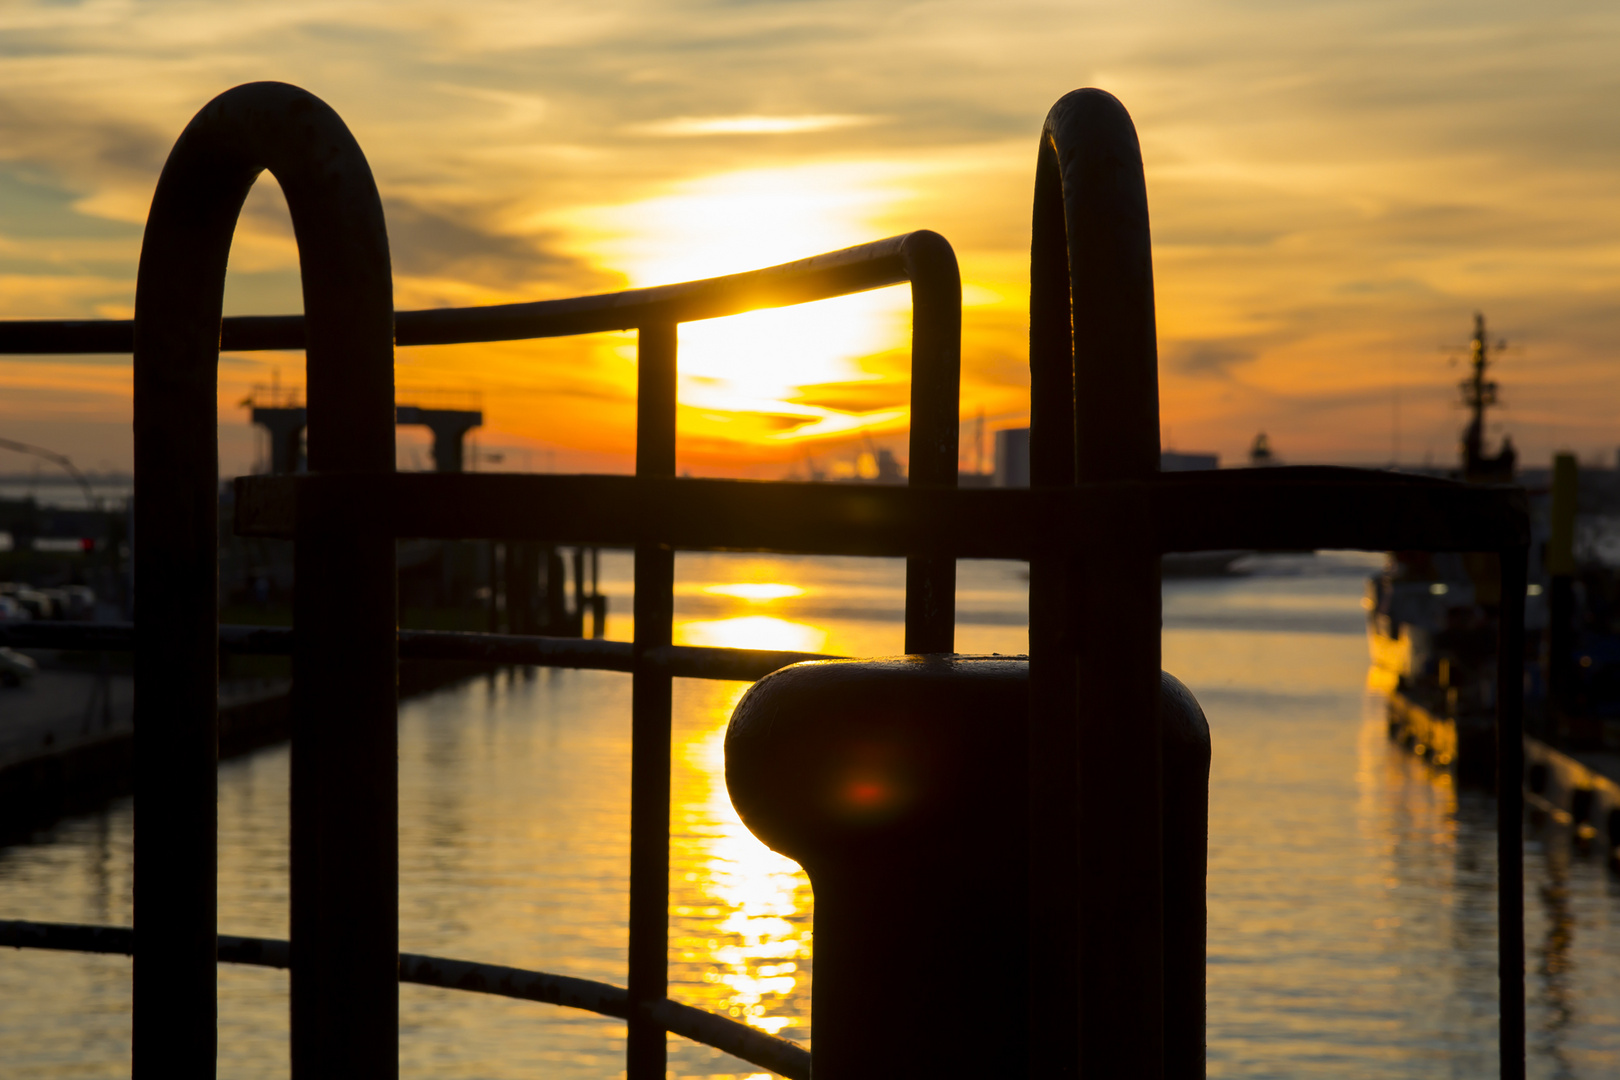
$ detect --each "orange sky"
[2,1,1619,478]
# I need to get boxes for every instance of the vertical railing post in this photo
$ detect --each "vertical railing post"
[1025,88,1166,1078]
[628,321,678,1078]
[898,231,962,654]
[1497,546,1528,1080]
[1025,113,1083,1080]
[132,81,396,1079]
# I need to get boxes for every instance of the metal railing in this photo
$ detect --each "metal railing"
[0,918,811,1078]
[0,82,1530,1079]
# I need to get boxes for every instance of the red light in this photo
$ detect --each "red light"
[843,778,889,808]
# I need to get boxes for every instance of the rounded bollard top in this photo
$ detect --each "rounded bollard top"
[724,655,1029,870]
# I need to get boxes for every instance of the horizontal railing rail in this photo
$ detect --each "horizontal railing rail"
[0,920,810,1080]
[0,234,928,356]
[232,466,1529,557]
[0,623,837,682]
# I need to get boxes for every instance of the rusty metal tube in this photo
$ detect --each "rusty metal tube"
[132,80,396,1078]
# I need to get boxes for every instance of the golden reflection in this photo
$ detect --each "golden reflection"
[670,684,813,1041]
[676,615,827,654]
[1355,681,1459,877]
[701,583,806,603]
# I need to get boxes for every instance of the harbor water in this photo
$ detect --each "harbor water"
[3,552,1620,1077]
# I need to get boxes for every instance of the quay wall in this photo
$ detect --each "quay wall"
[0,658,496,843]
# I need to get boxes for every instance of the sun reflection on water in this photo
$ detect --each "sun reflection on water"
[670,683,814,1043]
[701,583,807,603]
[676,615,827,654]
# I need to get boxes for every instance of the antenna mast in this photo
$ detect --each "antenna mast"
[1458,312,1515,481]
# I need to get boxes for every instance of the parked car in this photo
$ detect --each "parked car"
[0,646,38,687]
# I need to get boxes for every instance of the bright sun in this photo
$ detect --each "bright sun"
[565,162,917,444]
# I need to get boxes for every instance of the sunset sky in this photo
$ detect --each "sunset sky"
[1,0,1618,478]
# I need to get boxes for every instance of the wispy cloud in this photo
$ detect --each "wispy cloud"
[628,114,880,137]
[2,0,1620,473]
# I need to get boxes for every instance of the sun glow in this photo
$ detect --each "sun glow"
[567,163,917,447]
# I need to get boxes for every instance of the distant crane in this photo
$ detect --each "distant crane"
[0,436,96,508]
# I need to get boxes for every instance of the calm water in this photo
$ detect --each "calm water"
[3,552,1620,1078]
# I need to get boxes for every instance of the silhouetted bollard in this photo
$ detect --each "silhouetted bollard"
[725,656,1210,1079]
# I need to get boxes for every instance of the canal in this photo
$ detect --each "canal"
[2,552,1619,1077]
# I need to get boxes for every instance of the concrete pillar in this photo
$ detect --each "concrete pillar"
[395,406,481,472]
[250,406,306,474]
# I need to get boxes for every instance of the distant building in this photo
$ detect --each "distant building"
[1160,450,1219,472]
[871,447,904,484]
[994,427,1219,485]
[994,428,1031,487]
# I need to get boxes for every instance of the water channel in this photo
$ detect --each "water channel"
[3,552,1619,1077]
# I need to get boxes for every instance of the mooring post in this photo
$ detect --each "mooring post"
[725,659,1210,1078]
[132,81,397,1078]
[1026,88,1167,1076]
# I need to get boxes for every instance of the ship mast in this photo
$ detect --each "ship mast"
[1459,312,1515,482]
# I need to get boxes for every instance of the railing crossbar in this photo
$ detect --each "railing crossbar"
[0,236,919,356]
[0,920,810,1080]
[0,622,837,683]
[231,468,1529,557]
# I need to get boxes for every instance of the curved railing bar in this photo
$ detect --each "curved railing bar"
[1023,88,1167,1077]
[132,81,398,1077]
[0,232,945,353]
[0,921,811,1080]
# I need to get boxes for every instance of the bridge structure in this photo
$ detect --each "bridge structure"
[0,82,1530,1079]
[245,389,483,475]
